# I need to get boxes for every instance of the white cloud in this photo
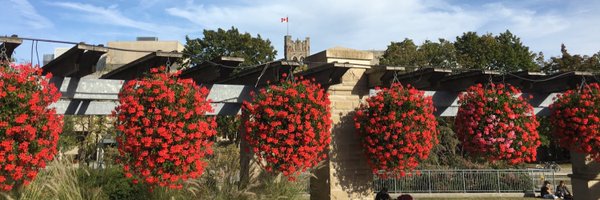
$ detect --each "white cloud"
[51,2,188,35]
[7,0,53,29]
[165,0,599,57]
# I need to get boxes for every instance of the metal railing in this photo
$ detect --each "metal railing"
[373,169,555,193]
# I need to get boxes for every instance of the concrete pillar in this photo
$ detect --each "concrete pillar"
[569,152,600,200]
[311,68,374,200]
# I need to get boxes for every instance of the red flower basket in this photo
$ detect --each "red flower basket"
[114,67,216,189]
[550,83,600,162]
[242,76,331,180]
[0,64,62,191]
[455,83,540,164]
[355,84,438,178]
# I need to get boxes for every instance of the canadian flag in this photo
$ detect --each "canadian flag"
[281,17,288,23]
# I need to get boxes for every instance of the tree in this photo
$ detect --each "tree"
[545,44,600,72]
[454,30,537,71]
[379,38,421,67]
[419,39,459,68]
[493,30,538,71]
[454,32,496,69]
[379,38,458,69]
[182,27,277,69]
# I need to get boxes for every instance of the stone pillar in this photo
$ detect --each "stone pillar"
[569,152,600,200]
[312,68,374,200]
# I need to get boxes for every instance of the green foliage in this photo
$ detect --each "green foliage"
[492,30,538,71]
[380,38,458,69]
[455,30,537,71]
[58,116,81,152]
[216,115,241,146]
[183,26,277,70]
[76,167,150,200]
[544,44,600,72]
[380,38,421,67]
[419,39,459,68]
[8,158,104,200]
[381,30,536,72]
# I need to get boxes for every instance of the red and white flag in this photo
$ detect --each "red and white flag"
[281,17,288,23]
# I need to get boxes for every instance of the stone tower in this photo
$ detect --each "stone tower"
[284,35,310,61]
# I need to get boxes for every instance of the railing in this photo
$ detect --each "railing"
[373,169,555,193]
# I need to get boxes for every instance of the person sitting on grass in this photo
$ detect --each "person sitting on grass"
[555,181,572,200]
[541,181,559,199]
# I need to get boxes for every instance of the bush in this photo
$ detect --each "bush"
[77,167,150,200]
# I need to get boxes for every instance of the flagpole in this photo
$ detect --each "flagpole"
[286,15,289,35]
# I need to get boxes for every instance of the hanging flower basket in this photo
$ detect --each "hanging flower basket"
[550,83,600,162]
[354,84,438,178]
[0,64,62,191]
[454,83,540,164]
[242,75,331,180]
[114,66,216,189]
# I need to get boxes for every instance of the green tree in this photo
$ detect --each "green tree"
[182,27,277,69]
[454,31,497,69]
[419,39,459,68]
[493,30,537,71]
[545,44,600,72]
[379,38,422,67]
[454,30,537,71]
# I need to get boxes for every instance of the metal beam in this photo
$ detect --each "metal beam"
[50,100,243,116]
[370,89,561,116]
[296,63,351,86]
[438,70,501,91]
[376,67,453,89]
[217,60,301,86]
[0,36,22,61]
[100,51,182,80]
[42,44,108,77]
[529,71,597,93]
[179,56,244,84]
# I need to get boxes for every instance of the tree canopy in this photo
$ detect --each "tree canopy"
[544,44,600,73]
[182,27,277,69]
[380,30,538,72]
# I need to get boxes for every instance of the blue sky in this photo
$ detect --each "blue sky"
[2,0,600,63]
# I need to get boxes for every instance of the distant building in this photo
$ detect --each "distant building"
[101,37,184,72]
[284,35,310,61]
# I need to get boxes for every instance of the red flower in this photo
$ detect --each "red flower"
[455,83,540,164]
[242,77,331,180]
[114,66,216,189]
[355,84,438,178]
[0,63,62,191]
[550,83,600,162]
